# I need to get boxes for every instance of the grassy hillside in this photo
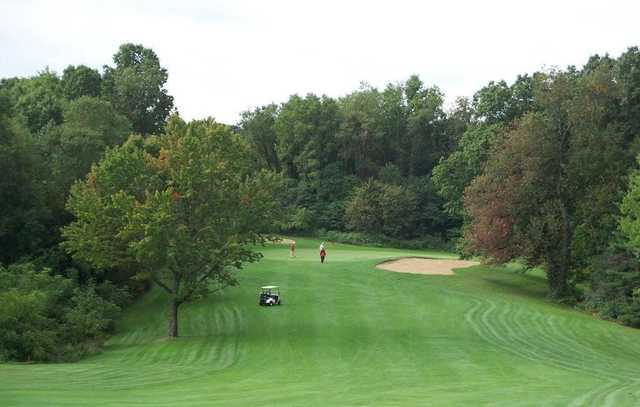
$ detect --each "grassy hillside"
[2,238,640,406]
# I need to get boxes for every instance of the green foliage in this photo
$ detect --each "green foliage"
[65,285,121,339]
[4,70,66,134]
[617,47,640,134]
[338,84,385,178]
[464,67,632,300]
[345,179,417,239]
[240,104,280,171]
[0,263,123,361]
[344,180,384,235]
[0,94,49,263]
[583,250,640,327]
[61,65,102,100]
[404,77,450,176]
[433,75,535,220]
[472,75,535,124]
[321,230,453,251]
[344,175,449,241]
[432,123,501,217]
[239,75,458,242]
[0,46,139,265]
[408,176,453,238]
[44,96,132,208]
[620,160,640,251]
[63,116,283,337]
[274,94,340,179]
[0,289,56,361]
[3,39,640,367]
[103,43,174,135]
[377,163,403,184]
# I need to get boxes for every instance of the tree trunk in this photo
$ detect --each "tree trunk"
[548,200,573,300]
[549,120,573,300]
[168,299,180,338]
[546,218,572,299]
[547,262,569,299]
[560,200,572,283]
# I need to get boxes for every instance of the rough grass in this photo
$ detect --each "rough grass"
[2,238,640,406]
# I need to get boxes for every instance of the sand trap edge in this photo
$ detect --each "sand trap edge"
[375,257,479,276]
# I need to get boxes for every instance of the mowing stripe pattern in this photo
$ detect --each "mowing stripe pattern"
[1,239,640,406]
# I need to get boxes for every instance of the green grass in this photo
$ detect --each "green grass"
[2,238,640,406]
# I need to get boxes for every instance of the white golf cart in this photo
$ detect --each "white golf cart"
[259,285,282,306]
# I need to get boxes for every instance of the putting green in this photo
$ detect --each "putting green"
[2,238,640,406]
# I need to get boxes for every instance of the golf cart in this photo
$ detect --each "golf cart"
[259,285,282,306]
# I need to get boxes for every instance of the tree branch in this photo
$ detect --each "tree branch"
[181,264,225,303]
[151,275,173,294]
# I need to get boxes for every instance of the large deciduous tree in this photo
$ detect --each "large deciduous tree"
[103,43,174,135]
[338,84,385,179]
[240,104,281,172]
[44,96,131,210]
[432,123,502,217]
[61,65,102,100]
[63,116,282,337]
[345,179,418,239]
[274,94,340,180]
[464,67,631,299]
[0,94,48,263]
[3,70,66,134]
[472,75,535,125]
[404,76,450,176]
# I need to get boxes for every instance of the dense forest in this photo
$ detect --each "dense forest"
[2,43,640,361]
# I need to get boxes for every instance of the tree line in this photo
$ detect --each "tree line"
[0,43,179,360]
[1,42,285,358]
[240,77,461,242]
[2,43,640,361]
[241,49,640,327]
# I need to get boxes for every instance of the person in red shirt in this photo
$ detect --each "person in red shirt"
[319,243,327,264]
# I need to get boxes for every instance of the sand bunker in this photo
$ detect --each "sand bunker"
[376,257,478,275]
[271,237,296,245]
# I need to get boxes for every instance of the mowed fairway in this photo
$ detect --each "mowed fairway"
[2,238,640,406]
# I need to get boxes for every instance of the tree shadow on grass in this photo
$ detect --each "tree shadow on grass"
[479,272,549,302]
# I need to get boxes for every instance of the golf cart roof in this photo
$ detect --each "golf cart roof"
[261,285,279,289]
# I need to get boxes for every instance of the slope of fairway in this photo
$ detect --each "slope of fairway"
[2,238,640,406]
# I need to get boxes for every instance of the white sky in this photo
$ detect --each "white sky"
[1,0,639,124]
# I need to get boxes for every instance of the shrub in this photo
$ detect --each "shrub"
[321,230,454,251]
[344,177,454,241]
[582,250,640,327]
[0,263,125,361]
[0,290,57,361]
[64,286,121,339]
[344,180,384,235]
[344,180,418,239]
[324,230,385,246]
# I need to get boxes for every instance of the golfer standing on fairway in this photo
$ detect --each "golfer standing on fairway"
[319,242,327,264]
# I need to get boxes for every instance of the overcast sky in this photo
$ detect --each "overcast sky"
[2,0,639,124]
